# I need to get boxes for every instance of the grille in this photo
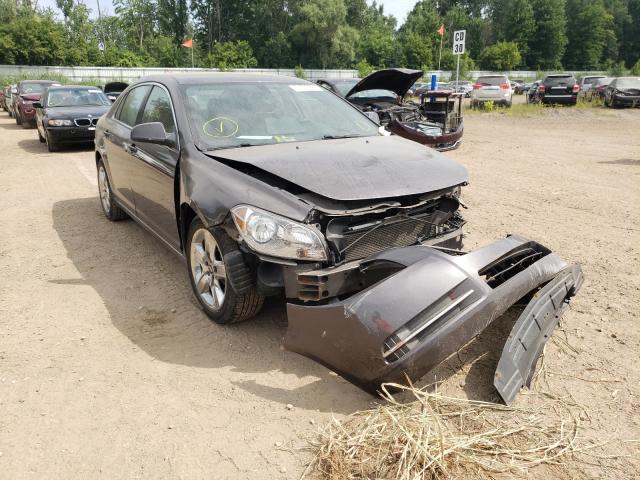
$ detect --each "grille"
[341,216,435,262]
[74,118,98,127]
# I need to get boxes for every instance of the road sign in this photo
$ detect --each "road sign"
[453,30,466,55]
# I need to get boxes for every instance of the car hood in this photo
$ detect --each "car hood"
[45,105,110,118]
[208,135,468,201]
[21,94,41,101]
[346,68,423,98]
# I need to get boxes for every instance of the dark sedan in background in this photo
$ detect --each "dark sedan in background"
[34,85,112,151]
[14,80,61,127]
[604,77,640,108]
[92,73,581,403]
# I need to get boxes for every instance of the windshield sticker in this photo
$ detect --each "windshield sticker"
[203,116,239,138]
[289,84,323,92]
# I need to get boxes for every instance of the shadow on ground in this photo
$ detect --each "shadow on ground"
[17,137,94,155]
[51,196,518,411]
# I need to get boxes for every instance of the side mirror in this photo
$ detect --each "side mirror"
[131,122,175,147]
[33,102,42,109]
[364,111,380,125]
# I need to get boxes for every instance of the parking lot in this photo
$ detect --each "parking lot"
[1,103,639,479]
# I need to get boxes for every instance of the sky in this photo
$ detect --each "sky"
[39,0,418,24]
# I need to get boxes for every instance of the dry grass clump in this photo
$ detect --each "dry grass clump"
[307,381,591,479]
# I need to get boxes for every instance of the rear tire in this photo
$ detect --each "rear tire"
[97,159,128,221]
[186,218,264,324]
[38,129,45,143]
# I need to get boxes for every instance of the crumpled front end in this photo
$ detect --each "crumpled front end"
[284,234,582,403]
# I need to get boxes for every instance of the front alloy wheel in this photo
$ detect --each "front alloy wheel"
[186,219,263,324]
[190,228,227,311]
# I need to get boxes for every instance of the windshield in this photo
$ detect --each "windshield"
[617,77,640,89]
[477,76,507,86]
[47,88,111,107]
[331,80,358,96]
[183,82,379,150]
[349,88,397,99]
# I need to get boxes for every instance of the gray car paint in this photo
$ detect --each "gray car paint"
[284,235,582,397]
[207,135,469,201]
[96,74,581,403]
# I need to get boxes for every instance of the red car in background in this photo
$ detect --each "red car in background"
[14,80,60,128]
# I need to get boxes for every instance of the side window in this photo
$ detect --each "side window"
[140,86,176,134]
[117,86,150,127]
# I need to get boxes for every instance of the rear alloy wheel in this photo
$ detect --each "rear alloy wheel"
[187,219,263,324]
[97,160,128,221]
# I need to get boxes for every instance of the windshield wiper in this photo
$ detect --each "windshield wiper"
[322,134,363,140]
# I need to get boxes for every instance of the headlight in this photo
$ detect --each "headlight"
[231,205,328,261]
[48,119,73,126]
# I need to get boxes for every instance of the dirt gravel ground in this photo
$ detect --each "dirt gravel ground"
[0,99,638,479]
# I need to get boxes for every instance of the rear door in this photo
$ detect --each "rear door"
[103,84,151,212]
[127,85,181,249]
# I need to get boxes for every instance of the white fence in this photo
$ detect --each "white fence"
[0,65,607,83]
[0,65,359,82]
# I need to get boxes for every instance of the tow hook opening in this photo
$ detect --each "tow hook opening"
[478,242,551,289]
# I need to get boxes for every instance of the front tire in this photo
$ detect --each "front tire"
[46,132,59,152]
[15,111,22,125]
[97,159,128,221]
[186,219,263,324]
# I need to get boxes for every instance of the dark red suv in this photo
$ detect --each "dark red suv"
[14,80,60,128]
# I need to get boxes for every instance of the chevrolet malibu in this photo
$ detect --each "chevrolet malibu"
[95,74,582,403]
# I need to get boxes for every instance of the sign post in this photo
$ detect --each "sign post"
[452,29,466,86]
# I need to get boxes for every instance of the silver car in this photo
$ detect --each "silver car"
[470,75,513,107]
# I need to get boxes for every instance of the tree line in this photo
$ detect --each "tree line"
[1,0,639,74]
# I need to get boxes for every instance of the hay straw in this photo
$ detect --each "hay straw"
[306,379,599,480]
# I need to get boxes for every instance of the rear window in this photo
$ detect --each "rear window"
[476,76,507,86]
[582,76,604,85]
[544,75,576,86]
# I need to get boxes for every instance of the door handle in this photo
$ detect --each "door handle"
[124,143,138,155]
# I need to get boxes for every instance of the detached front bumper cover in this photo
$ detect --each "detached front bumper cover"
[284,235,583,404]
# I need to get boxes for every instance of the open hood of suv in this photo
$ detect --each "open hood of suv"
[209,135,468,201]
[346,68,423,98]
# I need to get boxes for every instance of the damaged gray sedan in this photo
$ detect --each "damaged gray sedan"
[95,73,582,404]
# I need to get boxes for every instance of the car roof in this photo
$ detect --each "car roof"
[134,73,311,86]
[18,80,59,84]
[546,74,573,77]
[46,85,101,90]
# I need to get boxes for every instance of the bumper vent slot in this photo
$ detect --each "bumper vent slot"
[383,288,475,363]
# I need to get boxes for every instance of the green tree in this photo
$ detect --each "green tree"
[355,2,398,68]
[0,13,66,65]
[207,40,257,69]
[113,0,157,51]
[479,41,521,70]
[564,0,615,69]
[158,0,189,46]
[490,0,535,63]
[527,0,567,69]
[289,0,358,68]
